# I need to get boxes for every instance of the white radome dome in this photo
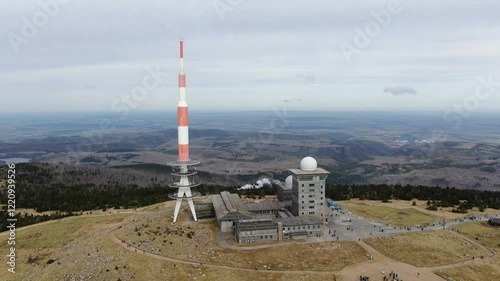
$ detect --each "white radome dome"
[285,175,293,188]
[300,156,317,171]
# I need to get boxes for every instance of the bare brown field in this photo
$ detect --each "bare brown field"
[365,231,488,267]
[113,206,370,271]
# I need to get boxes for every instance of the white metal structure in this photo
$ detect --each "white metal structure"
[167,41,200,223]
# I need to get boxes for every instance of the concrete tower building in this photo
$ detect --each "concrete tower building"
[290,157,330,221]
[167,41,201,223]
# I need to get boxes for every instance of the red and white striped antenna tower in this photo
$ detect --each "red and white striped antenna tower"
[167,40,201,223]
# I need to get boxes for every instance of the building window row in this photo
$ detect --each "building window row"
[287,225,318,230]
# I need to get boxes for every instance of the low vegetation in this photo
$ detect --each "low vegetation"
[451,221,500,252]
[436,222,500,281]
[365,231,488,267]
[0,214,130,281]
[114,210,370,271]
[0,206,344,281]
[436,260,500,281]
[338,202,441,226]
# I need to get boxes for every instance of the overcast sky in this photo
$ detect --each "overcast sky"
[1,0,499,113]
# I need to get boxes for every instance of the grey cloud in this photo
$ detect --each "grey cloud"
[384,86,418,96]
[284,99,303,103]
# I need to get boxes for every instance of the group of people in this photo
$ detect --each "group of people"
[382,270,404,281]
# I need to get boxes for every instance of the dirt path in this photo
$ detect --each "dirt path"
[430,230,495,271]
[337,240,445,281]
[107,230,336,275]
[337,230,497,281]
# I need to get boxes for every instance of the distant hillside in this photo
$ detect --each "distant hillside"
[1,113,499,190]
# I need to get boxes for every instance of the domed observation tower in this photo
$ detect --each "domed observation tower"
[167,41,201,223]
[300,156,317,171]
[289,156,330,222]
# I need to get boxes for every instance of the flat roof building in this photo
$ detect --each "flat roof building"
[276,216,323,239]
[247,201,291,217]
[210,191,251,232]
[235,219,278,244]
